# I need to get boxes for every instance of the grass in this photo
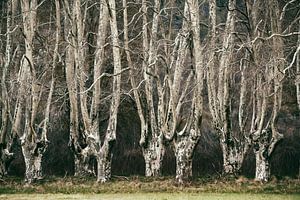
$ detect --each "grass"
[0,193,300,200]
[0,176,299,195]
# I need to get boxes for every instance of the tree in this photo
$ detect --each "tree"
[123,0,204,182]
[206,0,250,175]
[245,0,295,182]
[64,0,122,182]
[8,0,56,183]
[172,0,204,184]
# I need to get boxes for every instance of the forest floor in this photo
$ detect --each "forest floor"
[0,176,299,199]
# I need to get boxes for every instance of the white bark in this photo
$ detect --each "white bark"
[18,0,46,183]
[64,0,95,177]
[253,129,271,182]
[143,134,165,177]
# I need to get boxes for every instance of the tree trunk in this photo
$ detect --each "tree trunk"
[73,151,95,177]
[253,130,271,182]
[252,128,282,182]
[220,141,243,175]
[143,134,165,177]
[175,136,197,183]
[97,140,113,182]
[21,138,48,183]
[0,147,13,177]
[254,147,270,182]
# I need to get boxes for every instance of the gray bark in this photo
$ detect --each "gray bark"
[16,0,56,183]
[63,0,95,177]
[253,129,271,182]
[0,148,13,177]
[96,0,122,182]
[138,0,166,177]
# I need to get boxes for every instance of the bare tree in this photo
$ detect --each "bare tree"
[172,0,204,184]
[206,0,250,175]
[245,0,287,182]
[130,0,166,177]
[9,0,56,183]
[123,0,204,181]
[64,0,122,182]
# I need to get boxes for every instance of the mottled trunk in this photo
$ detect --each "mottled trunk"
[143,134,165,177]
[73,152,95,177]
[95,0,121,182]
[0,0,13,177]
[175,136,197,183]
[21,140,48,183]
[97,141,114,182]
[175,153,192,183]
[254,147,270,182]
[252,128,282,182]
[220,139,244,175]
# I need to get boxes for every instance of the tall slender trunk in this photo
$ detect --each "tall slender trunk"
[251,0,284,182]
[97,0,122,182]
[17,0,56,183]
[0,0,14,177]
[206,0,248,176]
